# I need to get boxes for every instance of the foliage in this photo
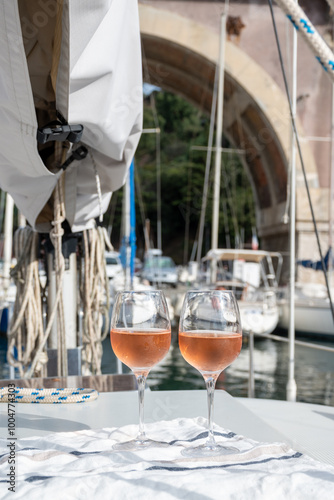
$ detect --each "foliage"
[107,90,256,264]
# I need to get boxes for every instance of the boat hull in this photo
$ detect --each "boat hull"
[279,300,334,338]
[239,302,279,336]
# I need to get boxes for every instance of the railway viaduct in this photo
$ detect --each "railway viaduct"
[138,0,333,282]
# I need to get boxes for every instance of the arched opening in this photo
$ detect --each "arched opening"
[139,5,318,257]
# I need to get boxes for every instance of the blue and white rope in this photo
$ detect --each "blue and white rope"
[275,0,334,81]
[0,387,99,404]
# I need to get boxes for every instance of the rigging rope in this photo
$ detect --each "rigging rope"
[7,187,110,378]
[50,176,67,377]
[7,176,67,379]
[274,0,334,81]
[80,226,110,376]
[7,228,46,378]
[88,147,104,223]
[268,0,334,325]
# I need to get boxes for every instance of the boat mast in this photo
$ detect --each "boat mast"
[122,159,136,290]
[211,3,229,281]
[287,0,298,403]
[3,193,14,295]
[329,12,334,287]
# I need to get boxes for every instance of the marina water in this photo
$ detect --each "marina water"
[1,330,333,407]
[102,328,334,407]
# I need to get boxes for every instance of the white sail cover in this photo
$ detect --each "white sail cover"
[0,0,143,232]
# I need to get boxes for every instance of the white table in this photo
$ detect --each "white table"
[237,397,334,467]
[1,389,333,466]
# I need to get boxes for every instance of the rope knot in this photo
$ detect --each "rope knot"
[50,226,65,238]
[34,351,49,374]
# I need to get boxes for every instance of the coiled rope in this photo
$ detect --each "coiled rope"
[7,227,46,378]
[7,176,67,379]
[0,387,98,404]
[274,0,334,81]
[7,180,111,378]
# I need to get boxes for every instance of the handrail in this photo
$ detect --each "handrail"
[245,330,334,399]
[246,330,334,353]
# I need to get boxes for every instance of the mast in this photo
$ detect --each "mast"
[121,159,136,290]
[3,193,14,294]
[211,6,228,281]
[156,129,162,252]
[329,11,334,286]
[287,0,298,402]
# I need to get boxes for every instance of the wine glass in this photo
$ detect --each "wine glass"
[179,290,242,457]
[110,290,171,450]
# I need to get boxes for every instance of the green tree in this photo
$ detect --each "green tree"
[108,90,256,264]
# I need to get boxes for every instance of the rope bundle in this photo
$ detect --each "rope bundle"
[7,182,111,378]
[7,177,67,379]
[80,227,111,376]
[7,227,46,378]
[274,0,334,81]
[0,387,98,404]
[49,177,67,377]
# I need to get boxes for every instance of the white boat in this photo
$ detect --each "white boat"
[278,282,334,338]
[105,251,123,281]
[202,249,283,335]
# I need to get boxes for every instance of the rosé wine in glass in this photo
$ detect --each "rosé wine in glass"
[110,291,171,451]
[179,290,242,457]
[110,328,171,376]
[178,330,242,374]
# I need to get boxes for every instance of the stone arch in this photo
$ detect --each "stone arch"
[139,5,319,251]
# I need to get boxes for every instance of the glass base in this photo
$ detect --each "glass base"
[181,442,239,458]
[113,437,169,452]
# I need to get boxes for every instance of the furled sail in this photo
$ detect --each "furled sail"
[0,0,143,232]
[297,247,334,272]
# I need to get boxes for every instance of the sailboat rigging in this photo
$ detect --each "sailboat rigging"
[0,0,143,378]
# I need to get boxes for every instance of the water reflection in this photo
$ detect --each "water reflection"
[145,331,334,407]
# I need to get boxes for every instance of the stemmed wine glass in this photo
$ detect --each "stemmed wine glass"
[110,290,171,450]
[179,290,242,457]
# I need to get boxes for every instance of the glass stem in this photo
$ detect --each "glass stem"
[205,376,217,448]
[136,374,146,442]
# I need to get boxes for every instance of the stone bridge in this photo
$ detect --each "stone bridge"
[138,0,333,282]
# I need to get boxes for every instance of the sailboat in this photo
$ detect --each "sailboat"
[274,0,334,340]
[203,248,283,335]
[187,7,283,337]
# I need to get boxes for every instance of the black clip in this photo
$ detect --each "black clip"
[37,111,84,145]
[61,145,88,171]
[37,123,84,144]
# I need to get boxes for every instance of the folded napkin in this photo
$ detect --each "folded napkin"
[1,417,333,499]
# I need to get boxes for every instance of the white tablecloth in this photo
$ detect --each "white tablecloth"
[1,417,334,499]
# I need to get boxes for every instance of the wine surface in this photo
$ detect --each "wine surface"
[179,330,242,373]
[111,329,171,370]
